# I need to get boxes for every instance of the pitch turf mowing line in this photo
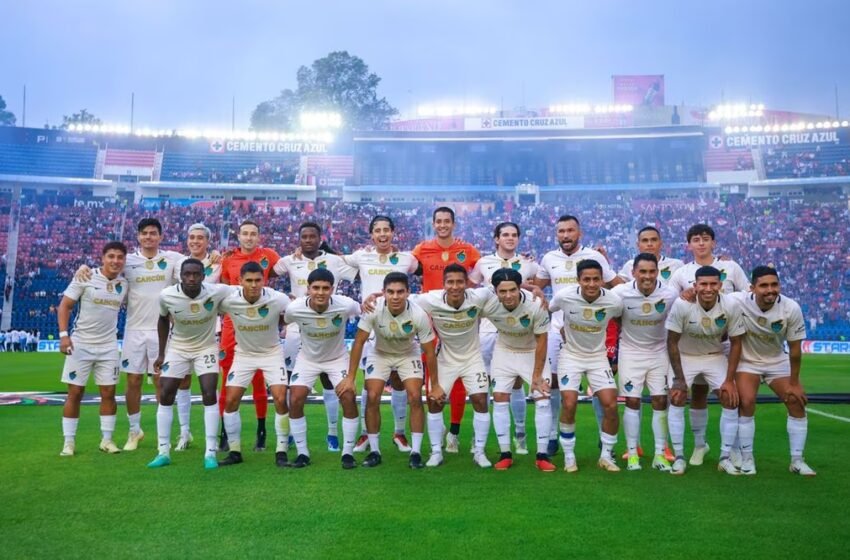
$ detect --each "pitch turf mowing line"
[2,403,849,558]
[807,407,850,423]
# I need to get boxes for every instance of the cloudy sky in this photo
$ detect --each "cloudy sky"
[2,0,849,128]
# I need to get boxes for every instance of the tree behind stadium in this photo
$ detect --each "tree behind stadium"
[61,109,102,128]
[0,95,15,126]
[251,51,397,132]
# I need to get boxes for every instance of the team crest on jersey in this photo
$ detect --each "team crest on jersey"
[190,303,201,314]
[506,316,517,326]
[157,258,167,270]
[247,307,258,318]
[583,308,593,320]
[595,309,606,322]
[660,267,671,280]
[318,261,327,269]
[457,251,466,263]
[115,283,123,294]
[332,314,343,327]
[203,298,214,312]
[654,301,666,313]
[259,257,269,270]
[625,380,634,392]
[204,266,213,277]
[379,253,388,264]
[145,260,155,270]
[122,359,130,368]
[402,321,414,334]
[258,305,269,318]
[317,318,328,328]
[441,251,450,262]
[701,317,712,328]
[68,371,77,380]
[307,261,316,271]
[519,314,531,328]
[757,317,767,327]
[771,320,784,333]
[389,253,399,265]
[564,260,574,270]
[714,314,727,328]
[467,307,478,318]
[161,363,170,372]
[390,321,399,332]
[642,302,652,314]
[511,260,521,271]
[719,270,727,282]
[106,283,114,293]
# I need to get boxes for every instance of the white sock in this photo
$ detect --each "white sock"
[510,388,527,435]
[492,402,511,453]
[690,407,708,448]
[342,417,359,455]
[472,411,490,453]
[720,408,738,457]
[128,412,141,433]
[391,389,407,434]
[323,390,339,436]
[591,395,604,437]
[738,415,755,461]
[203,405,219,457]
[360,389,369,432]
[100,414,116,441]
[275,412,290,453]
[559,422,576,457]
[534,399,552,455]
[651,409,668,457]
[156,404,173,455]
[427,412,444,454]
[223,410,242,453]
[367,433,380,454]
[548,390,560,439]
[62,417,79,444]
[669,405,686,457]
[787,415,808,461]
[176,389,191,436]
[410,432,423,455]
[624,407,641,456]
[290,416,309,457]
[600,430,617,460]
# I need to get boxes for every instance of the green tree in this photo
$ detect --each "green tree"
[250,51,397,131]
[0,95,16,126]
[62,109,102,128]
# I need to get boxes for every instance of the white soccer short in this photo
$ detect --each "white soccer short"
[547,326,562,377]
[737,359,791,384]
[437,357,489,396]
[490,345,551,398]
[226,351,287,388]
[364,350,424,383]
[557,352,617,394]
[479,330,497,372]
[680,353,728,391]
[160,346,219,379]
[290,355,349,389]
[283,324,301,372]
[618,351,670,398]
[61,342,119,386]
[120,329,159,374]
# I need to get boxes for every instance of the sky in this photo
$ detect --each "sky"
[2,0,849,129]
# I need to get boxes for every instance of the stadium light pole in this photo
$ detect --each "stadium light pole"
[22,85,26,127]
[232,95,236,132]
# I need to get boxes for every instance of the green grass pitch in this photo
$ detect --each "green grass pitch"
[1,353,849,558]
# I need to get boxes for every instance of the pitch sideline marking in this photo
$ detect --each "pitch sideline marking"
[808,407,850,424]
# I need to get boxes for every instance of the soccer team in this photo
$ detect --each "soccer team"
[56,207,816,476]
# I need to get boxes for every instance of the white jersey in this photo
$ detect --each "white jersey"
[551,286,623,358]
[669,258,749,295]
[159,283,232,354]
[284,295,360,362]
[123,250,183,330]
[220,287,290,356]
[63,269,128,346]
[537,246,616,329]
[729,292,807,365]
[177,253,222,284]
[611,280,678,355]
[273,251,357,298]
[357,298,435,356]
[618,255,684,284]
[344,249,418,301]
[470,252,538,334]
[482,289,550,352]
[665,295,746,356]
[411,288,492,365]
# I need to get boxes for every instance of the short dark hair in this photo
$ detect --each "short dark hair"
[239,219,260,233]
[577,259,602,278]
[240,262,264,276]
[491,268,522,289]
[694,265,721,281]
[432,206,455,222]
[383,271,409,290]
[307,268,335,285]
[686,224,715,242]
[181,258,204,273]
[752,265,779,283]
[137,218,162,234]
[369,215,395,233]
[493,221,521,239]
[102,241,128,255]
[299,221,322,235]
[632,252,658,269]
[443,263,467,281]
[637,226,660,238]
[557,214,580,226]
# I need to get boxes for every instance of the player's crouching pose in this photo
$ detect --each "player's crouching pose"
[340,272,437,469]
[58,242,129,457]
[284,269,362,469]
[485,268,554,472]
[147,259,231,469]
[217,262,291,468]
[732,266,815,476]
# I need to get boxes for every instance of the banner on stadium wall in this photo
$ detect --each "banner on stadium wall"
[801,341,850,355]
[464,116,583,131]
[390,117,465,132]
[38,340,125,353]
[612,75,665,107]
[719,130,843,149]
[208,139,328,154]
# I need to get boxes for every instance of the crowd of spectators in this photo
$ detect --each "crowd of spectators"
[166,162,300,184]
[764,146,850,179]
